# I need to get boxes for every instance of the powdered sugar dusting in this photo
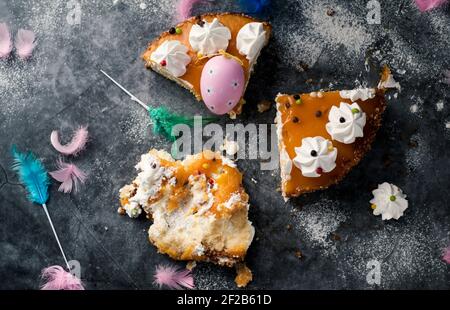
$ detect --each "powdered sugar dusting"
[291,199,347,256]
[405,133,430,172]
[337,213,447,289]
[277,1,373,69]
[193,264,234,290]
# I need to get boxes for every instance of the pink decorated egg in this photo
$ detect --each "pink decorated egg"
[200,55,245,115]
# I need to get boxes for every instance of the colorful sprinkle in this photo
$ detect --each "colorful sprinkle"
[351,108,360,114]
[160,60,167,66]
[176,28,182,34]
[316,167,323,174]
[202,163,210,169]
[389,195,396,202]
[327,144,334,152]
[371,204,377,210]
[295,99,302,105]
[197,52,203,58]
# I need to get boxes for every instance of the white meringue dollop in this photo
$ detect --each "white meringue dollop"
[293,136,337,178]
[370,182,408,220]
[236,22,266,63]
[150,40,191,77]
[326,102,366,144]
[339,88,376,102]
[189,18,231,55]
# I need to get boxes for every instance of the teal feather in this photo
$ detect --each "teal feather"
[11,145,50,205]
[149,106,217,141]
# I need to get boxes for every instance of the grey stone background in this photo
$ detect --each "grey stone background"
[0,0,449,289]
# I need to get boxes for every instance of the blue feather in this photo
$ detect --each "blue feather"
[11,145,50,205]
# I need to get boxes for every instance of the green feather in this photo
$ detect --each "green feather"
[149,106,217,141]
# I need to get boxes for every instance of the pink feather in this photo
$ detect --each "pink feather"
[49,159,87,193]
[154,264,195,289]
[15,29,37,60]
[415,0,448,12]
[443,246,450,264]
[40,265,85,290]
[50,126,89,156]
[177,0,204,22]
[0,23,12,59]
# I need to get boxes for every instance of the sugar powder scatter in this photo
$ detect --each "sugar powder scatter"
[405,133,430,173]
[193,264,235,290]
[336,214,447,289]
[290,199,347,256]
[274,0,374,70]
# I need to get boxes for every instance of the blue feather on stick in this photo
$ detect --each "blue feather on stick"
[11,145,50,205]
[11,145,71,271]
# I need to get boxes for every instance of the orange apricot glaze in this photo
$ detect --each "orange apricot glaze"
[277,90,385,196]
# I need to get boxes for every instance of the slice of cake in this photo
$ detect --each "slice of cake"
[118,149,255,273]
[275,87,387,199]
[142,13,271,117]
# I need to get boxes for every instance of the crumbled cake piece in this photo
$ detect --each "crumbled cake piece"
[235,263,253,288]
[119,149,255,281]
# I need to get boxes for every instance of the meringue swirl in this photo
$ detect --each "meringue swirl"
[236,22,266,63]
[293,136,337,178]
[326,102,366,144]
[339,88,376,102]
[150,40,191,77]
[189,18,231,55]
[370,182,408,220]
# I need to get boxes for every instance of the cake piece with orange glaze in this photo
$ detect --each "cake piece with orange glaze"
[276,86,387,199]
[142,13,271,118]
[119,149,254,275]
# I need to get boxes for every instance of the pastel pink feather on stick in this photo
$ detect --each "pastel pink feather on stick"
[177,0,205,22]
[41,266,85,290]
[0,23,12,59]
[50,126,89,156]
[15,29,37,60]
[415,0,448,12]
[154,264,194,289]
[49,159,87,194]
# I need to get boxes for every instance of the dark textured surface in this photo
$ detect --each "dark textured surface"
[0,0,449,289]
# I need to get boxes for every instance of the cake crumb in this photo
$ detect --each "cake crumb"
[257,100,272,113]
[235,263,253,288]
[326,8,336,16]
[410,104,419,114]
[117,207,126,215]
[186,261,197,271]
